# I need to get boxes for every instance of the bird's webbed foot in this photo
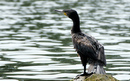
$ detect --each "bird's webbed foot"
[80,72,93,76]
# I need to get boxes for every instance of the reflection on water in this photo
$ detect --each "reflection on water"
[0,0,130,81]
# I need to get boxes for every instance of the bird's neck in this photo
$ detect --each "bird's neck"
[71,16,81,33]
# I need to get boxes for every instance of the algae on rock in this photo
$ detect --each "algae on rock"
[71,74,119,81]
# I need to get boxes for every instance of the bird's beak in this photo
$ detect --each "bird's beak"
[55,9,63,12]
[55,10,67,16]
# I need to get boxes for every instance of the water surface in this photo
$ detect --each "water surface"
[0,0,130,81]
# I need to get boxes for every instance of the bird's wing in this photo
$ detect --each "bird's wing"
[72,33,106,65]
[97,44,106,65]
[72,34,97,60]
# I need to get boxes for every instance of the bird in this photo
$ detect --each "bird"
[55,9,106,76]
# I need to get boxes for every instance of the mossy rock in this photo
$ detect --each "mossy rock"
[85,74,119,81]
[70,74,119,81]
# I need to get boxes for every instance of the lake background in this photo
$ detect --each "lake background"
[0,0,130,81]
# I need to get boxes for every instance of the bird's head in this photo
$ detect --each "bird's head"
[55,9,78,19]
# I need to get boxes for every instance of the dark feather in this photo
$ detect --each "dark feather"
[72,32,106,65]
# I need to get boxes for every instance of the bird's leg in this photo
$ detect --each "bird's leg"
[84,63,86,74]
[82,64,87,75]
[80,64,93,76]
[78,54,93,76]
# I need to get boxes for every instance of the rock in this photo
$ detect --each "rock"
[70,74,119,81]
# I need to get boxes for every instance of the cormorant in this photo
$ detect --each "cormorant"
[55,9,106,76]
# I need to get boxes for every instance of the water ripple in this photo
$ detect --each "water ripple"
[0,0,130,81]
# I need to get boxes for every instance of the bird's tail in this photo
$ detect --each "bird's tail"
[88,63,106,74]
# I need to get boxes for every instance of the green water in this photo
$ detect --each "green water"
[0,0,130,81]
